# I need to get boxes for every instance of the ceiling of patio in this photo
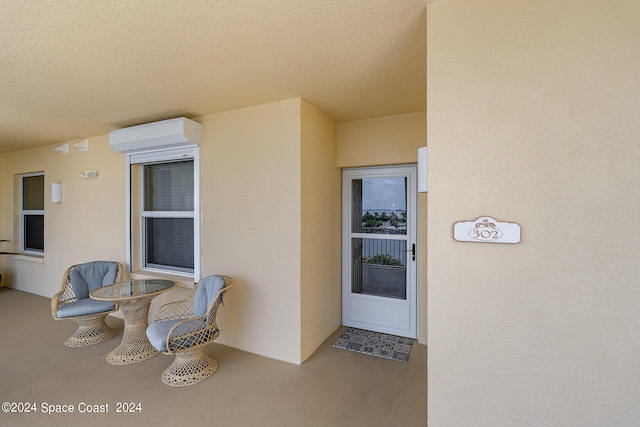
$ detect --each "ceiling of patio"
[0,0,426,153]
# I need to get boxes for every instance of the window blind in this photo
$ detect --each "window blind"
[23,175,44,210]
[144,161,194,212]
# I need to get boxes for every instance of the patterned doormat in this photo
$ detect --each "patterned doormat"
[332,328,414,362]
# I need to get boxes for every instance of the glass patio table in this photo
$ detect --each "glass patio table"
[90,279,176,365]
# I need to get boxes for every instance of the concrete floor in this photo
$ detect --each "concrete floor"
[0,287,427,426]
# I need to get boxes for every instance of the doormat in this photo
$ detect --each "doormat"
[332,328,414,362]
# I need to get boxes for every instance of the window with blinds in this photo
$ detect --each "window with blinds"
[142,160,194,273]
[126,145,200,278]
[21,173,45,253]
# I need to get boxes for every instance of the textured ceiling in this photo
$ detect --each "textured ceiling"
[0,0,426,153]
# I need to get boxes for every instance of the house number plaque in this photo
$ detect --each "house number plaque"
[454,217,520,244]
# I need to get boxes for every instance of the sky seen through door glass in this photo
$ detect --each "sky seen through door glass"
[362,177,406,212]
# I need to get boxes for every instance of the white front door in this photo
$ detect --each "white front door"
[342,165,417,338]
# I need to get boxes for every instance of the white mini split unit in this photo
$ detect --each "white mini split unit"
[108,117,202,154]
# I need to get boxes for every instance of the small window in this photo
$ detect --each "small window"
[21,173,45,254]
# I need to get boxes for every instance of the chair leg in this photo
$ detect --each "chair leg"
[161,347,218,387]
[64,314,118,347]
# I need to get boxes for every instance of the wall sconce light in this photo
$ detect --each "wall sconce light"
[418,146,428,193]
[51,183,62,203]
[54,143,69,155]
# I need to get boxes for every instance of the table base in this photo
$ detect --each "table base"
[106,296,158,365]
[106,343,159,365]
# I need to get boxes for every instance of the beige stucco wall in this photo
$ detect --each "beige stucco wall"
[300,99,342,361]
[337,112,426,168]
[198,98,303,363]
[1,137,127,294]
[337,111,428,345]
[427,0,640,425]
[0,158,4,268]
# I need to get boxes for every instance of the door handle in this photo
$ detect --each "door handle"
[407,243,415,261]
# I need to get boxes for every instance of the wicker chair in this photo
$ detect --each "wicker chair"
[146,275,233,387]
[51,261,123,347]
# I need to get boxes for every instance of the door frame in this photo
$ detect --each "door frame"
[341,165,418,338]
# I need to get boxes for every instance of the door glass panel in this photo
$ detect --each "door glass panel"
[359,237,406,299]
[354,177,407,235]
[351,176,407,300]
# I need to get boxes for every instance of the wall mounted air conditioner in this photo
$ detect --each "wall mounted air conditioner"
[108,117,202,154]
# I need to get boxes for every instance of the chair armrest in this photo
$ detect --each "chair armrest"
[154,298,195,322]
[165,314,219,353]
[51,267,76,319]
[51,290,85,319]
[51,290,63,319]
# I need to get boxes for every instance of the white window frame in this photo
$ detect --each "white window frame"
[20,172,45,255]
[126,146,201,280]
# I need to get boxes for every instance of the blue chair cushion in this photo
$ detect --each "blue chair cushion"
[70,261,119,300]
[146,318,208,352]
[193,275,226,317]
[56,299,116,318]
